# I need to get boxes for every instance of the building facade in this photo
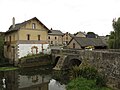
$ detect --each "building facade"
[74,31,86,37]
[4,17,50,65]
[62,32,73,46]
[48,29,63,49]
[67,37,107,49]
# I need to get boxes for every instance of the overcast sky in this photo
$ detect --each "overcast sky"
[0,0,120,35]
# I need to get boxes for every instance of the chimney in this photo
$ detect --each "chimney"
[12,17,15,28]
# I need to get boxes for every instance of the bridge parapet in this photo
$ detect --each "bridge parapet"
[51,49,81,55]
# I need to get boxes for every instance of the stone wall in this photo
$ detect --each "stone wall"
[18,54,52,67]
[79,50,120,90]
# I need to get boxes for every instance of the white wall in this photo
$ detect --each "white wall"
[18,44,50,58]
[18,75,51,88]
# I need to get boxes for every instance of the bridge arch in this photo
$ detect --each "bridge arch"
[62,55,82,69]
[69,59,81,67]
[53,56,60,67]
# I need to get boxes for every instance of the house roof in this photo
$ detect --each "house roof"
[48,30,64,35]
[6,17,50,34]
[71,37,107,47]
[62,32,75,37]
[74,31,86,36]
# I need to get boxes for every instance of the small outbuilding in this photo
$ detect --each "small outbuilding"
[67,37,107,49]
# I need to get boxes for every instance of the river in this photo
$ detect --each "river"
[0,67,67,90]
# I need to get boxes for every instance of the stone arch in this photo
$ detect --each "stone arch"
[69,59,81,67]
[31,46,38,54]
[53,56,60,66]
[63,57,82,69]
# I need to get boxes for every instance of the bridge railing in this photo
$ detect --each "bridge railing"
[51,49,81,55]
[51,49,120,55]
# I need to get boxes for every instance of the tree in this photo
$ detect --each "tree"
[108,31,115,48]
[109,18,120,49]
[0,33,4,62]
[86,32,96,38]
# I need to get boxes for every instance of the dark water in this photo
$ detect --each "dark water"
[0,67,67,90]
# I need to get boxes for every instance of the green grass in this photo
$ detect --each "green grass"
[66,77,112,90]
[0,67,18,71]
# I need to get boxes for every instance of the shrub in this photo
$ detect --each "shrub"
[70,66,98,80]
[70,66,107,87]
[96,74,107,87]
[66,77,111,90]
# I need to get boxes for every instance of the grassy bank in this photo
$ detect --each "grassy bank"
[66,77,112,90]
[0,67,18,71]
[66,66,112,90]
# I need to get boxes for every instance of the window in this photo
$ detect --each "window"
[38,35,40,40]
[13,34,15,41]
[51,41,53,44]
[73,43,75,48]
[66,41,68,44]
[9,36,11,42]
[66,36,68,40]
[32,23,36,29]
[27,34,30,40]
[48,36,50,39]
[55,37,57,40]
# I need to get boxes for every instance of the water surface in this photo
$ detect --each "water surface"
[0,67,66,90]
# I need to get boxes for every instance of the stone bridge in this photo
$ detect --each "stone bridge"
[51,49,120,90]
[51,49,82,70]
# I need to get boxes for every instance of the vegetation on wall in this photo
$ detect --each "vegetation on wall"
[109,18,120,49]
[0,33,9,66]
[19,53,52,65]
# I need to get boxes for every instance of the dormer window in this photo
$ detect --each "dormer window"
[32,23,36,29]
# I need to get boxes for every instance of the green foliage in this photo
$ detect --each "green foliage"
[70,66,107,87]
[109,18,120,49]
[0,34,4,61]
[70,66,98,80]
[87,32,95,35]
[52,70,70,84]
[96,74,107,87]
[66,77,112,90]
[0,67,18,71]
[19,53,51,61]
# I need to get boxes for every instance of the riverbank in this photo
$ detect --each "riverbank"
[66,77,112,90]
[0,67,18,71]
[66,66,112,90]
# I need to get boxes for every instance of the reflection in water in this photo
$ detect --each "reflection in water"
[49,79,66,90]
[0,68,66,90]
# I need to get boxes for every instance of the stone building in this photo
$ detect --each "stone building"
[74,31,86,37]
[48,29,64,48]
[67,37,107,49]
[4,17,50,65]
[62,32,74,46]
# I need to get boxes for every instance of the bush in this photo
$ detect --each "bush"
[96,74,107,87]
[66,77,111,90]
[70,66,107,87]
[70,66,98,80]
